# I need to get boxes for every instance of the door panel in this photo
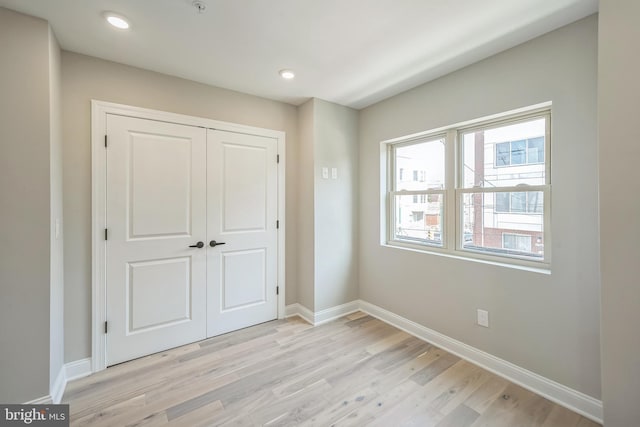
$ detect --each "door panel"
[222,143,268,232]
[221,249,267,311]
[106,115,207,366]
[207,130,278,336]
[127,257,192,331]
[129,134,193,238]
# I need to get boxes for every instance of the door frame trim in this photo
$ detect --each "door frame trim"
[91,100,286,372]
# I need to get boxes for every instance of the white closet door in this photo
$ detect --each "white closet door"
[106,114,207,366]
[206,129,278,336]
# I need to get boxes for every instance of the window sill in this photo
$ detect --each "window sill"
[381,242,551,275]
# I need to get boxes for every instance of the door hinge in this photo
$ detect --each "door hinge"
[276,220,279,229]
[104,135,108,148]
[276,286,279,295]
[277,154,280,164]
[104,228,108,240]
[104,321,108,334]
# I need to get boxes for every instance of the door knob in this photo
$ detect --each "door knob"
[210,240,226,247]
[189,241,204,248]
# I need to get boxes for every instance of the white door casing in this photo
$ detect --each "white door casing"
[92,101,286,372]
[105,115,207,366]
[207,130,278,336]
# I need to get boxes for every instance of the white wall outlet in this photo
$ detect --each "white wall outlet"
[331,167,338,179]
[477,309,489,328]
[321,167,329,179]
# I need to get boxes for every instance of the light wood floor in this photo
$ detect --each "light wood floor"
[64,313,600,427]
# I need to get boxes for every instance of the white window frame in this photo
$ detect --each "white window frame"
[382,104,551,270]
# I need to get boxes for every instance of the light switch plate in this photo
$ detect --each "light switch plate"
[322,167,329,179]
[331,167,338,179]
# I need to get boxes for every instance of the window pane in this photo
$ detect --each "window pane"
[527,191,543,213]
[495,192,509,212]
[511,192,526,213]
[395,138,445,191]
[461,192,544,259]
[503,234,532,252]
[394,194,443,246]
[527,137,544,164]
[462,117,546,188]
[510,140,526,165]
[496,142,510,167]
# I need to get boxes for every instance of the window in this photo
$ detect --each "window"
[390,136,446,246]
[386,108,550,266]
[502,233,532,252]
[496,137,544,167]
[495,191,543,213]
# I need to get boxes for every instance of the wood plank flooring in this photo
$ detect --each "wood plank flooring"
[63,313,601,427]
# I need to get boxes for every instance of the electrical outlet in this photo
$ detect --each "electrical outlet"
[321,167,329,179]
[331,167,338,179]
[477,309,489,328]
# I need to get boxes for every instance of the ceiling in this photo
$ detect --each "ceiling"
[0,0,598,109]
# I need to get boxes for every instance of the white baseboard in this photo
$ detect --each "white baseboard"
[65,358,92,382]
[50,367,66,404]
[26,358,94,405]
[285,301,360,326]
[314,301,361,325]
[25,395,52,404]
[358,300,603,424]
[285,303,314,325]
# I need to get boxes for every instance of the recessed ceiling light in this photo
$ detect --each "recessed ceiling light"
[279,69,295,80]
[104,12,130,30]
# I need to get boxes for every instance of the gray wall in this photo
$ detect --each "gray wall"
[297,100,316,310]
[296,99,359,312]
[313,99,359,311]
[358,15,600,398]
[48,26,64,396]
[598,1,640,425]
[61,52,299,362]
[0,7,52,402]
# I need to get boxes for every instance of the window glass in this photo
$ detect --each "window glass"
[461,191,544,259]
[462,117,546,188]
[511,140,526,165]
[496,143,510,167]
[503,234,532,252]
[393,194,443,246]
[394,138,445,191]
[527,137,544,163]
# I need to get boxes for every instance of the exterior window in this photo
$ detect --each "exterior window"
[495,191,543,214]
[386,108,550,266]
[496,137,544,167]
[502,233,532,253]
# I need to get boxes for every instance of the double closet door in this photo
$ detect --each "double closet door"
[104,114,278,366]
